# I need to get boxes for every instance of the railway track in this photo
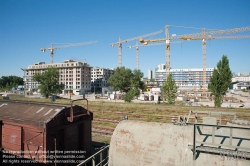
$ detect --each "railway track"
[91,110,181,119]
[93,118,120,123]
[92,125,114,136]
[91,111,250,137]
[92,111,247,123]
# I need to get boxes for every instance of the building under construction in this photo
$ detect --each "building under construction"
[154,64,214,90]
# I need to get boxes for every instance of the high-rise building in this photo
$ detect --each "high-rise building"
[154,64,214,90]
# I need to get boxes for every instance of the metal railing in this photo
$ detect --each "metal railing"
[187,110,237,125]
[191,123,250,160]
[172,110,237,126]
[77,145,109,166]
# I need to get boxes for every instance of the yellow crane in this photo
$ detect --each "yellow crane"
[41,41,99,64]
[110,29,163,67]
[140,25,250,94]
[127,41,182,70]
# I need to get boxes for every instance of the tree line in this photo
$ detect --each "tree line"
[0,76,24,90]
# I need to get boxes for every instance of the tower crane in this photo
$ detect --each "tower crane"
[41,41,99,64]
[140,25,250,94]
[110,29,163,68]
[127,41,182,70]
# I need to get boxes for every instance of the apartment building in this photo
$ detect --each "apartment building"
[91,67,115,92]
[22,60,92,95]
[154,64,214,90]
[232,73,250,82]
[230,73,250,90]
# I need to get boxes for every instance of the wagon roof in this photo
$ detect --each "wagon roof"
[0,100,69,127]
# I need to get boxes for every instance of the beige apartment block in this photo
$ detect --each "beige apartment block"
[22,60,92,95]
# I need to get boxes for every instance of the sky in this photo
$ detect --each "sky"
[0,0,250,78]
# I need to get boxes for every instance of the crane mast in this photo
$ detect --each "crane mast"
[135,42,139,70]
[41,41,99,64]
[128,42,140,70]
[165,25,170,77]
[202,28,206,94]
[118,37,122,68]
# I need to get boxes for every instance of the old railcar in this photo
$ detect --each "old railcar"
[0,99,93,165]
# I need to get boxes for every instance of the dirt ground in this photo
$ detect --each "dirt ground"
[196,91,250,108]
[68,90,250,108]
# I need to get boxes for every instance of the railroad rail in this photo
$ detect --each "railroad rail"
[92,126,115,136]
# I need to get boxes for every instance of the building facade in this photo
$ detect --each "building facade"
[230,73,250,90]
[22,60,92,95]
[232,73,250,82]
[91,67,115,93]
[154,64,214,90]
[148,70,153,80]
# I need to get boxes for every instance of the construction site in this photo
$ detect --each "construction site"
[1,24,250,166]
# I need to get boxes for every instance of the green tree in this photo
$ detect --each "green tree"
[161,74,178,104]
[123,88,139,102]
[33,67,64,98]
[208,55,232,107]
[108,67,145,102]
[0,76,23,90]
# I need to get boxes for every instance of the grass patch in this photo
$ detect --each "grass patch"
[2,95,250,123]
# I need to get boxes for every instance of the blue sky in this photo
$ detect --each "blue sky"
[0,0,250,78]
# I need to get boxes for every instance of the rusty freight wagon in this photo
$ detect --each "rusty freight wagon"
[0,99,93,165]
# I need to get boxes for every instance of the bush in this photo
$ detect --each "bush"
[124,89,139,102]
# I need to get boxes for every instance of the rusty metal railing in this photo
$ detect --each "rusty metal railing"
[77,145,109,166]
[68,98,89,122]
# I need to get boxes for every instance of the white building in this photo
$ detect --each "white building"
[91,67,115,93]
[154,64,214,90]
[148,70,153,80]
[232,74,250,82]
[22,60,92,95]
[230,73,250,90]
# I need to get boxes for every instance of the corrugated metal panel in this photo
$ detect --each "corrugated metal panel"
[0,100,65,127]
[22,129,45,162]
[2,124,21,152]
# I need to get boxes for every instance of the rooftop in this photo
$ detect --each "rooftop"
[0,100,68,127]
